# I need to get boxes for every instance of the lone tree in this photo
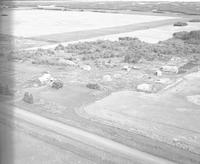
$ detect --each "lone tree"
[23,92,34,104]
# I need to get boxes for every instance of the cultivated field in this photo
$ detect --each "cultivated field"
[84,22,200,43]
[1,9,176,38]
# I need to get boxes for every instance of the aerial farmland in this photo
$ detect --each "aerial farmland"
[0,1,200,164]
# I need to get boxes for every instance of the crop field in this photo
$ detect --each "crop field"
[1,9,175,38]
[83,22,200,43]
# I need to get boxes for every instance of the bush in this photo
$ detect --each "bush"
[23,92,34,104]
[189,19,200,22]
[188,30,200,40]
[178,60,198,74]
[1,14,8,16]
[118,37,138,41]
[51,80,63,89]
[124,50,142,63]
[86,83,101,90]
[173,30,200,44]
[173,22,188,26]
[173,31,189,40]
[55,44,65,51]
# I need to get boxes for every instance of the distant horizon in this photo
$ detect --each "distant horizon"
[5,0,200,2]
[63,0,200,2]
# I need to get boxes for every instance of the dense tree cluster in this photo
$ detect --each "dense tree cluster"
[173,30,200,44]
[63,31,200,63]
[12,31,200,65]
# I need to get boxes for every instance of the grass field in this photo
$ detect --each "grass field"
[83,73,200,154]
[0,124,95,164]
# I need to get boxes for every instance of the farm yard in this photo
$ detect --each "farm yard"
[1,2,200,164]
